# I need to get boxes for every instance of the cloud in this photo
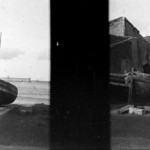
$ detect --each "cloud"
[0,48,25,59]
[0,57,50,81]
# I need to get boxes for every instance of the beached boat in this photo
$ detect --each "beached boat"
[131,72,150,105]
[109,73,129,104]
[110,70,150,105]
[0,79,18,105]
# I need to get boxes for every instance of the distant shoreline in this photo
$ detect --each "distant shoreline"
[0,77,50,83]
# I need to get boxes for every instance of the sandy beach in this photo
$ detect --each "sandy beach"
[111,103,150,150]
[0,80,50,149]
[10,81,50,105]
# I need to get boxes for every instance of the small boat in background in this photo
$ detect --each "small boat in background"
[0,79,18,105]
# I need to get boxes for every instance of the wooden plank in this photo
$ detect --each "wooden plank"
[134,77,150,84]
[110,76,125,80]
[129,107,145,115]
[110,73,125,77]
[118,105,134,114]
[128,78,134,104]
[110,75,125,83]
[109,82,127,87]
[109,78,125,84]
[144,106,150,111]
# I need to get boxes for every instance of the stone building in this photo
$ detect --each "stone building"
[110,17,150,74]
[110,35,141,74]
[109,17,140,37]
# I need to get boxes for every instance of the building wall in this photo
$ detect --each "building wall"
[124,18,139,37]
[147,42,150,64]
[131,38,143,71]
[138,35,148,65]
[109,17,140,37]
[110,41,133,74]
[110,34,130,45]
[110,17,150,72]
[109,17,124,36]
[110,35,144,73]
[124,18,149,66]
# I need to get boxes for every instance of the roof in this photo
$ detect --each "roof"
[109,16,140,34]
[109,16,124,23]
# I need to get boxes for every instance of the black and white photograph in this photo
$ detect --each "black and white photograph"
[0,0,50,149]
[50,0,109,149]
[110,0,150,149]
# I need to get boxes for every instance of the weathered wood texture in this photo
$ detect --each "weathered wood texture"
[109,73,128,104]
[133,79,150,105]
[0,79,18,105]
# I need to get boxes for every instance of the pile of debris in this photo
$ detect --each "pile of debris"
[7,103,49,115]
[118,105,150,115]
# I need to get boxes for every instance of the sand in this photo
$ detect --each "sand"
[0,104,49,148]
[0,80,50,149]
[10,81,50,105]
[111,104,150,149]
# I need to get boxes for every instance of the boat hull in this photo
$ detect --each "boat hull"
[109,73,129,104]
[133,79,150,105]
[0,79,18,105]
[110,72,150,105]
[109,84,128,104]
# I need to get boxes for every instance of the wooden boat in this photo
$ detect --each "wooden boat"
[0,79,18,105]
[132,72,150,105]
[109,73,128,104]
[110,70,150,105]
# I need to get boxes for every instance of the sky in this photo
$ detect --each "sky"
[109,0,150,37]
[0,0,50,81]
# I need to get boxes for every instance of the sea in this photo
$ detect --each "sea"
[8,80,50,106]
